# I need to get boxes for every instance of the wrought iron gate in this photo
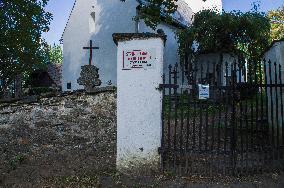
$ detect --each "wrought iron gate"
[159,58,284,176]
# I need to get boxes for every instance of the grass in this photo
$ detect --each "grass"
[162,93,268,120]
[162,94,227,119]
[9,154,26,170]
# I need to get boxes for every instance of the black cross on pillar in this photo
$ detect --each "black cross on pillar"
[83,40,99,65]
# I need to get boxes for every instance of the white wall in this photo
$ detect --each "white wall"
[195,53,244,86]
[139,21,180,75]
[116,37,164,171]
[264,41,284,133]
[264,41,284,65]
[62,0,194,91]
[184,0,222,13]
[62,0,138,91]
[62,0,221,91]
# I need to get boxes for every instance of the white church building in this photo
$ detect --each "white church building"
[62,0,222,91]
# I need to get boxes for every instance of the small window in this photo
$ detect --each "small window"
[89,12,96,33]
[91,12,95,21]
[67,82,71,90]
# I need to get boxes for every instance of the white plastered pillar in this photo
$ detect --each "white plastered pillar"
[113,33,165,173]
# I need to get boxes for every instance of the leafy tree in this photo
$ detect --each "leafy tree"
[48,44,63,64]
[121,0,179,29]
[0,0,52,95]
[177,9,271,63]
[121,0,209,29]
[136,0,179,29]
[268,6,284,41]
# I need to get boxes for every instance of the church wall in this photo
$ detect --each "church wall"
[263,41,284,132]
[138,21,180,80]
[195,53,244,86]
[62,0,213,91]
[184,0,222,13]
[62,0,138,91]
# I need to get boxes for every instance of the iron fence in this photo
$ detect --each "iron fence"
[159,58,284,176]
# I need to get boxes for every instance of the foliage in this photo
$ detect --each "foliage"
[268,6,284,41]
[177,9,271,63]
[9,154,26,170]
[48,44,63,64]
[137,0,179,29]
[121,0,271,62]
[163,94,226,119]
[121,0,179,29]
[0,0,52,93]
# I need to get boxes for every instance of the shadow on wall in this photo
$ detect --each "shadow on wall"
[138,21,180,80]
[63,52,85,91]
[88,0,137,86]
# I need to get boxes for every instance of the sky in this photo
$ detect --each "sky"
[43,0,284,45]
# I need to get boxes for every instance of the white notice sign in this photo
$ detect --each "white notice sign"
[198,84,209,100]
[122,49,156,70]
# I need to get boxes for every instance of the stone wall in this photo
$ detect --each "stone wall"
[0,92,116,187]
[0,92,116,130]
[47,63,62,87]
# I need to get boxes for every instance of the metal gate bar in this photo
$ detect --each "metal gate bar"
[160,58,284,176]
